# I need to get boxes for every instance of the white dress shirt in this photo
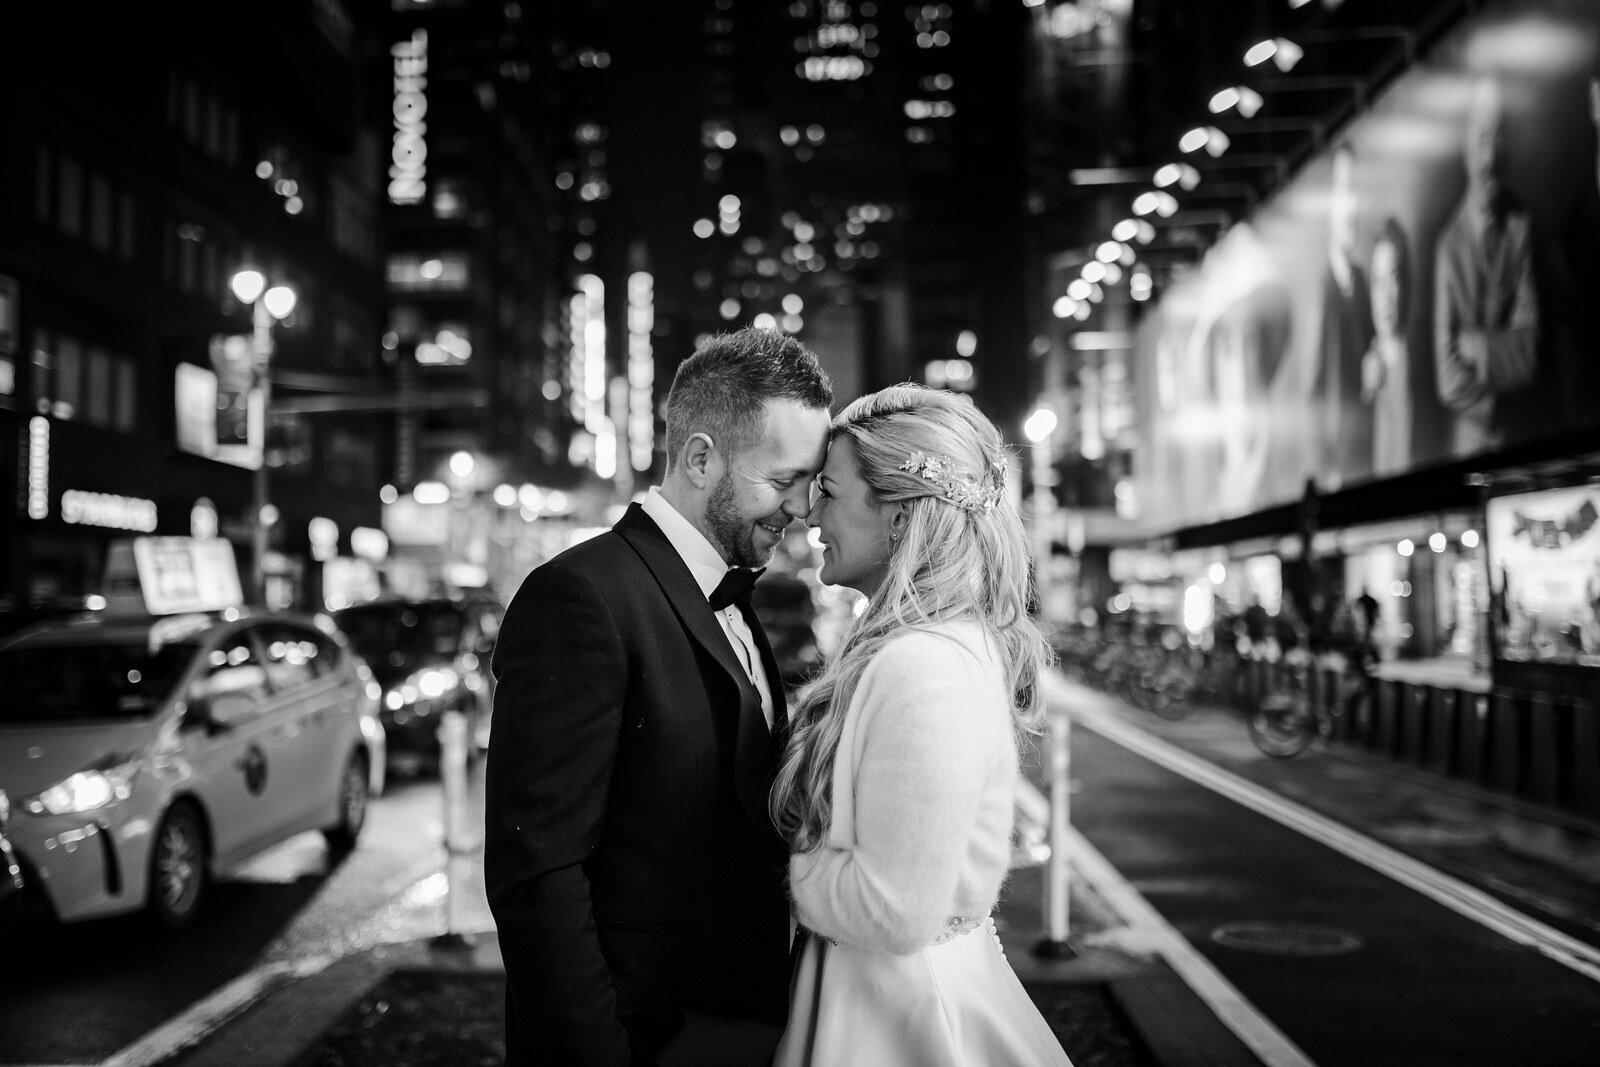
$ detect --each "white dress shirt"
[642,488,775,729]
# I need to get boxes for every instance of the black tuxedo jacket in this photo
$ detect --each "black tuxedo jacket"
[485,503,791,1066]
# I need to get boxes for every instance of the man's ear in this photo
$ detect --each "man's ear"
[682,432,717,489]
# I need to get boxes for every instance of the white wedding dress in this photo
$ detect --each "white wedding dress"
[771,623,1073,1066]
[775,917,1073,1066]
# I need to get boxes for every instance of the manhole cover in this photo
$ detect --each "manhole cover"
[1210,921,1364,956]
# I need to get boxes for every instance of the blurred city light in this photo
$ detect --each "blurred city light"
[1023,407,1058,444]
[1244,37,1303,71]
[1154,162,1201,190]
[1179,126,1230,157]
[1208,86,1264,118]
[229,270,266,305]
[263,285,297,320]
[414,482,450,505]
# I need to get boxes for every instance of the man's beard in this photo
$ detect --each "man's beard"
[706,470,764,568]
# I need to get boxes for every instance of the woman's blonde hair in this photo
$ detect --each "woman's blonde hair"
[769,383,1052,852]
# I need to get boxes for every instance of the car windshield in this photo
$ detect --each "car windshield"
[0,642,196,722]
[337,604,464,664]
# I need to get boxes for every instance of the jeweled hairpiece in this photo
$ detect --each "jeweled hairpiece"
[898,450,1005,512]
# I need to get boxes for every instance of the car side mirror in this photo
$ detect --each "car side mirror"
[205,691,257,733]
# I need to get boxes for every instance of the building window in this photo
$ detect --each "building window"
[204,94,225,158]
[58,154,82,238]
[55,336,82,419]
[117,191,137,263]
[86,347,112,426]
[115,358,136,432]
[386,252,470,292]
[30,329,52,411]
[177,226,199,294]
[182,78,202,145]
[28,326,139,433]
[89,173,114,253]
[34,146,52,224]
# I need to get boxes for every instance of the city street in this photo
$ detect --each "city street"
[5,675,1599,1066]
[0,765,490,1066]
[1050,677,1600,1066]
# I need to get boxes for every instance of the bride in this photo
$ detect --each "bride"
[770,383,1074,1065]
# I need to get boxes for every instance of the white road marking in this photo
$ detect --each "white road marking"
[1048,672,1600,984]
[1062,815,1319,1067]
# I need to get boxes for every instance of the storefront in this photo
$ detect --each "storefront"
[1116,0,1600,816]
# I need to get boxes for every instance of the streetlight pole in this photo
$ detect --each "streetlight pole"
[1024,405,1073,959]
[229,269,297,605]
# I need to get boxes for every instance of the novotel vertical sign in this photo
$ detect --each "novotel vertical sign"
[389,29,428,206]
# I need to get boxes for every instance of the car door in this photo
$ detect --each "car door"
[255,621,356,831]
[179,625,281,865]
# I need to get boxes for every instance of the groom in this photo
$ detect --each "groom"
[485,326,833,1066]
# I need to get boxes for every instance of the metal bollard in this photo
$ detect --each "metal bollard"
[432,707,474,949]
[1033,703,1075,959]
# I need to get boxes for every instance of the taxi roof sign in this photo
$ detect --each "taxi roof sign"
[104,537,246,616]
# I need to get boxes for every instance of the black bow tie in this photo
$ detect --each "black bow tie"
[709,567,764,611]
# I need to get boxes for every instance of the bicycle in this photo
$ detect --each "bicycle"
[1247,646,1372,758]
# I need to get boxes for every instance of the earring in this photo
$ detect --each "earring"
[889,532,900,543]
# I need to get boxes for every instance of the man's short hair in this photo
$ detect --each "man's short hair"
[664,327,833,467]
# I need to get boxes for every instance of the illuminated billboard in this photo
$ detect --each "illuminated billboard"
[1132,0,1600,530]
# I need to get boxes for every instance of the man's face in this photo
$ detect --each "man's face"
[1465,79,1503,206]
[703,399,831,568]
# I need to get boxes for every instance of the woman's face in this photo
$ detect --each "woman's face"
[806,435,899,597]
[1369,238,1401,338]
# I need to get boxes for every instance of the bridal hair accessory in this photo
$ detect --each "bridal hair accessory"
[898,450,1005,512]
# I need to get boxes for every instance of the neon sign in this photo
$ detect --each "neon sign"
[389,30,429,206]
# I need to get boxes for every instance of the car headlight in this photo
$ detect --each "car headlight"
[0,788,9,830]
[24,763,138,816]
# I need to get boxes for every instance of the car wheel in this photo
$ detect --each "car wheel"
[323,751,369,852]
[149,804,207,931]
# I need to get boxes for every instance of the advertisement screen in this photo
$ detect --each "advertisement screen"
[1486,485,1600,667]
[1132,0,1600,530]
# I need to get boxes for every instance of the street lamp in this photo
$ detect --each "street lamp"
[229,268,297,604]
[1024,404,1073,959]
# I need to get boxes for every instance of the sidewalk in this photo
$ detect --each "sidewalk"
[160,869,1255,1067]
[156,691,1263,1067]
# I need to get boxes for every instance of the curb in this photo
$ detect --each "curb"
[158,937,503,1067]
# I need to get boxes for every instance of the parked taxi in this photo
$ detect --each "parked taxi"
[0,607,385,929]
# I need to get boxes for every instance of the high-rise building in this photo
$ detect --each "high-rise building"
[1,1,389,614]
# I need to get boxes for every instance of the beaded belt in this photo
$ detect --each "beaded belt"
[804,914,990,948]
[933,915,984,944]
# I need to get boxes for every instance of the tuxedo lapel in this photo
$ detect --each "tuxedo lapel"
[739,604,787,732]
[614,505,781,833]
